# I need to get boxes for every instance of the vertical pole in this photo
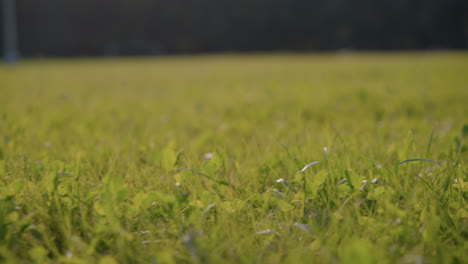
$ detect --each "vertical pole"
[3,0,19,64]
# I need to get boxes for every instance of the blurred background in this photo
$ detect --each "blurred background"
[2,0,468,59]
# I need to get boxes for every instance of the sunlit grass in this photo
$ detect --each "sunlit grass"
[0,52,467,263]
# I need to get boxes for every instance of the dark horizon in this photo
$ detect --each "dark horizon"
[2,0,468,58]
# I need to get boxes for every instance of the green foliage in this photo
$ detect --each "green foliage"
[203,151,224,176]
[160,147,178,171]
[461,124,468,139]
[0,53,467,263]
[340,239,379,264]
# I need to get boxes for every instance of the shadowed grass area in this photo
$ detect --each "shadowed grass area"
[0,52,467,263]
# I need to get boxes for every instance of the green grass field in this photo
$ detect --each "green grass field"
[0,53,467,263]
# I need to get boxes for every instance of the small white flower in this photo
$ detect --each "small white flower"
[276,178,285,183]
[323,147,329,159]
[175,182,181,186]
[203,153,213,160]
[362,180,369,184]
[371,178,378,183]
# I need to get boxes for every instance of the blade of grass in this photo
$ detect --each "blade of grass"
[399,159,442,166]
[177,168,244,192]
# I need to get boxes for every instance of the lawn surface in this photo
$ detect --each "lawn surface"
[0,53,467,263]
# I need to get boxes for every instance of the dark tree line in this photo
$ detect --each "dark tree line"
[2,0,468,57]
